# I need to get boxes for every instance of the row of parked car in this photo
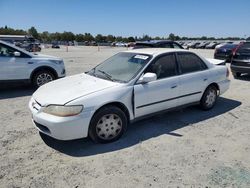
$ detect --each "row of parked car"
[181,40,250,78]
[15,42,41,52]
[1,38,249,143]
[179,41,243,50]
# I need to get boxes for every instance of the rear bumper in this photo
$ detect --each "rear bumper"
[230,65,250,74]
[218,79,230,95]
[214,54,231,61]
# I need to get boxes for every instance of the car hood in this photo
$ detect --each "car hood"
[33,73,119,106]
[32,53,62,60]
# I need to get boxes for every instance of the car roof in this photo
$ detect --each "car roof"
[126,48,188,56]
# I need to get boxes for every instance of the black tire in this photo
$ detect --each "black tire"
[200,85,218,110]
[89,105,127,143]
[32,70,55,88]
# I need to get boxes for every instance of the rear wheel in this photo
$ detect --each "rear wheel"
[200,86,218,110]
[32,70,55,88]
[89,106,127,143]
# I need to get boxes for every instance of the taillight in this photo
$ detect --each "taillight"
[226,68,229,78]
[232,42,244,56]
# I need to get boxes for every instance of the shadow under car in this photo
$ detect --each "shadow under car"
[40,97,241,157]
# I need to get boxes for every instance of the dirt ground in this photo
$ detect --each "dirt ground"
[0,46,250,188]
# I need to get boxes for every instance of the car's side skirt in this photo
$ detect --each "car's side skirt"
[136,91,202,109]
[0,79,31,84]
[131,101,200,123]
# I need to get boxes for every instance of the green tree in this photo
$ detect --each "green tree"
[154,36,161,40]
[28,26,39,39]
[75,34,84,42]
[116,36,123,42]
[142,34,151,41]
[106,35,116,42]
[127,36,135,42]
[201,36,208,40]
[50,32,62,41]
[40,31,51,42]
[95,34,105,42]
[83,33,94,42]
[61,31,75,41]
[168,33,175,41]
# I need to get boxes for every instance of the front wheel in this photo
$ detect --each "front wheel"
[89,106,127,143]
[32,70,55,88]
[200,86,218,110]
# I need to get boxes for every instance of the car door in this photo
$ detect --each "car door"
[134,53,180,118]
[176,52,209,106]
[0,43,31,80]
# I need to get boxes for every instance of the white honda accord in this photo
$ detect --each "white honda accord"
[29,48,230,143]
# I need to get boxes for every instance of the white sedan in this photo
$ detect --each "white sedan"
[29,48,230,143]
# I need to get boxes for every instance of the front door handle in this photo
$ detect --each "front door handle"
[203,78,208,81]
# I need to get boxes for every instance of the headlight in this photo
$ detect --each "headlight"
[51,60,63,65]
[43,105,83,117]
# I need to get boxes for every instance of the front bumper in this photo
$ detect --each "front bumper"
[29,98,93,140]
[58,68,66,78]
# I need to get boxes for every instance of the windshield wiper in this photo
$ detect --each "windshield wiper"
[97,70,114,81]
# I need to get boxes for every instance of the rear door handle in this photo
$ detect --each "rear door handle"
[171,85,177,89]
[28,62,34,64]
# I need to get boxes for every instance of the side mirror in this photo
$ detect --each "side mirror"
[14,51,21,57]
[138,72,157,84]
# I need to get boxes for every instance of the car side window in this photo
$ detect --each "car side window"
[178,53,207,74]
[0,43,30,58]
[144,54,177,79]
[0,44,15,57]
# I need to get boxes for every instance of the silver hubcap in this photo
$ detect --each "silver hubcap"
[205,90,216,107]
[36,73,53,86]
[96,114,122,140]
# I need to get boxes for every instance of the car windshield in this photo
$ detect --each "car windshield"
[88,52,151,83]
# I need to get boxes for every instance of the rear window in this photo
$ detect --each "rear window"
[158,43,172,48]
[223,44,237,49]
[133,43,153,49]
[178,53,207,74]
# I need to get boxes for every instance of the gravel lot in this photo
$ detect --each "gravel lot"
[1,46,250,188]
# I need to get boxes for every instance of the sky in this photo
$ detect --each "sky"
[0,0,250,38]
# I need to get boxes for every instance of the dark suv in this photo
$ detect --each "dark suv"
[133,40,183,49]
[214,44,238,62]
[231,42,250,77]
